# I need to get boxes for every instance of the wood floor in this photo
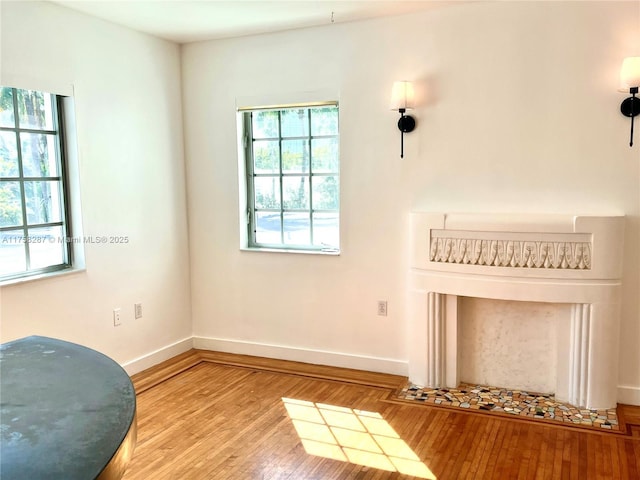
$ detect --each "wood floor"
[122,350,640,480]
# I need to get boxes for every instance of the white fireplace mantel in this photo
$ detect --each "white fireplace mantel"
[408,212,625,410]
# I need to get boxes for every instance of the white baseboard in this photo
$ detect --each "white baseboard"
[193,336,408,377]
[617,385,640,406]
[121,337,194,376]
[119,335,639,405]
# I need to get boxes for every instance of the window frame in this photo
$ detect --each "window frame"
[241,102,340,253]
[0,87,74,282]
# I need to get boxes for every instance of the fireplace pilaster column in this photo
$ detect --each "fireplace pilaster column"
[426,292,445,387]
[568,304,591,408]
[421,292,459,389]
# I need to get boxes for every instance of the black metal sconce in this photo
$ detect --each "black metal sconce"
[390,81,416,158]
[620,57,640,147]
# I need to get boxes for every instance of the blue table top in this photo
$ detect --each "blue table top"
[0,336,136,480]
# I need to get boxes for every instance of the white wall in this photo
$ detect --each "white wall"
[182,2,640,399]
[0,1,192,372]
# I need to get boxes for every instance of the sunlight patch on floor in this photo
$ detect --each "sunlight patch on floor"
[282,397,437,479]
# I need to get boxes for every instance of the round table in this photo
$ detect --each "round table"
[0,336,137,479]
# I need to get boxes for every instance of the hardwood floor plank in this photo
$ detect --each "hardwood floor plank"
[624,440,638,478]
[609,435,623,479]
[130,349,202,394]
[122,353,640,480]
[470,416,500,479]
[482,417,511,478]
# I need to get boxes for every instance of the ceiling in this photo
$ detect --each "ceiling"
[50,0,462,44]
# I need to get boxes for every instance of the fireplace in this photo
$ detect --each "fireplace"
[408,213,624,410]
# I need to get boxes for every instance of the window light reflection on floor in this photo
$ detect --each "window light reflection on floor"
[282,398,437,479]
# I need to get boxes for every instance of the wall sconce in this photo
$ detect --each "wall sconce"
[619,56,640,147]
[390,81,416,158]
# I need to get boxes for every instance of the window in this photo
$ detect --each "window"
[242,103,339,252]
[0,87,72,281]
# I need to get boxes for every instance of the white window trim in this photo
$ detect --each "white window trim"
[237,102,340,253]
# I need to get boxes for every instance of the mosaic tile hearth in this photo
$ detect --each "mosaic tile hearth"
[397,383,619,431]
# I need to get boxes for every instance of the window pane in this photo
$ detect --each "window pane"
[0,88,71,281]
[24,181,62,225]
[0,181,23,227]
[283,176,309,210]
[283,212,310,245]
[311,107,338,136]
[0,88,15,128]
[311,137,339,173]
[252,111,279,139]
[0,131,19,177]
[281,109,309,138]
[313,212,339,247]
[253,140,279,174]
[246,104,339,251]
[20,133,59,177]
[254,176,280,209]
[17,89,54,131]
[0,231,26,275]
[255,212,281,244]
[282,140,309,173]
[312,176,339,210]
[29,225,65,269]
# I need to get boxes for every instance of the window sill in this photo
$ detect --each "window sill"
[0,266,86,288]
[240,247,340,256]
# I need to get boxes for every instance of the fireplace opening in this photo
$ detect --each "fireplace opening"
[459,297,571,395]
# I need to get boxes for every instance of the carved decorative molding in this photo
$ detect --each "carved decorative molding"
[429,235,592,270]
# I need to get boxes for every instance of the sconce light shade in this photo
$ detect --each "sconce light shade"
[390,81,416,110]
[390,81,416,158]
[620,56,640,91]
[619,57,640,147]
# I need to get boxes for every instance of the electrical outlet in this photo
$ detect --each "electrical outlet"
[377,301,388,316]
[113,308,121,326]
[134,303,143,319]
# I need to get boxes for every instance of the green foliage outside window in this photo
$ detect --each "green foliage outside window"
[0,88,54,227]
